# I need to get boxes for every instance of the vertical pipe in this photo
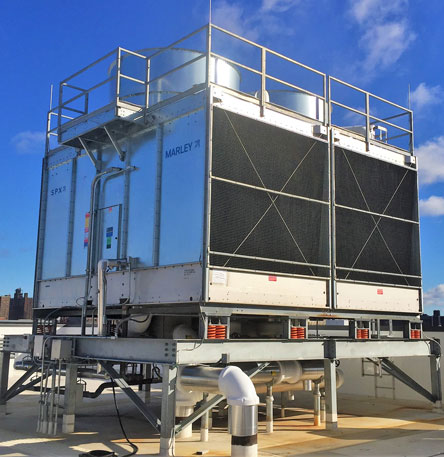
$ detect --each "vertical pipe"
[54,359,62,435]
[265,384,273,433]
[324,359,338,430]
[62,363,78,433]
[160,364,177,457]
[365,92,370,152]
[260,48,266,117]
[0,351,11,415]
[320,390,326,423]
[230,405,258,457]
[280,391,287,418]
[201,393,209,442]
[97,260,108,336]
[48,366,56,434]
[313,381,321,426]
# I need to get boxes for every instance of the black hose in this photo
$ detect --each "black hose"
[111,381,138,457]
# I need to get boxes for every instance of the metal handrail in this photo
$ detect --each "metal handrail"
[50,22,413,157]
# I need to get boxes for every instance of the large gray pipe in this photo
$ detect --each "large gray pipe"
[178,361,330,394]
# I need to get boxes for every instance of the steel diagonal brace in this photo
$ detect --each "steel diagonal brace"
[100,361,161,431]
[79,137,99,170]
[5,364,40,401]
[103,126,126,162]
[174,362,270,435]
[379,358,436,403]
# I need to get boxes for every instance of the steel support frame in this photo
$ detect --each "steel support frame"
[62,363,78,433]
[0,351,11,414]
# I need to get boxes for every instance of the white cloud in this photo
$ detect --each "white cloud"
[260,0,296,13]
[10,131,45,155]
[212,0,299,41]
[410,82,444,112]
[416,136,444,185]
[424,284,444,308]
[348,0,415,77]
[350,0,407,24]
[361,21,415,70]
[419,196,444,217]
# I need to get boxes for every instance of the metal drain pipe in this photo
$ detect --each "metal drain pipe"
[97,259,108,337]
[218,366,259,457]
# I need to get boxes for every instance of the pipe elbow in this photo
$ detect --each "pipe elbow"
[218,366,259,407]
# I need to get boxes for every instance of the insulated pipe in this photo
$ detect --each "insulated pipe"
[82,167,124,335]
[178,361,326,393]
[313,381,321,426]
[97,259,108,336]
[218,366,259,457]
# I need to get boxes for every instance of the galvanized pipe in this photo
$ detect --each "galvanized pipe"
[97,259,108,337]
[265,384,273,434]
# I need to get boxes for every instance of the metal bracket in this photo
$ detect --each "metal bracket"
[100,361,161,431]
[324,340,336,359]
[103,126,126,162]
[79,137,99,170]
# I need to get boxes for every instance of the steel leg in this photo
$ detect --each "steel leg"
[0,352,11,414]
[430,355,442,410]
[324,359,338,430]
[313,381,321,426]
[160,364,177,457]
[143,363,152,403]
[265,385,273,433]
[200,393,209,442]
[62,363,78,433]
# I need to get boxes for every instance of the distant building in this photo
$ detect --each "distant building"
[0,289,33,320]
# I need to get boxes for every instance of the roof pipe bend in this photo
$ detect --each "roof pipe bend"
[218,365,260,407]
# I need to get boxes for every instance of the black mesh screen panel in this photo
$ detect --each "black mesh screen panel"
[212,107,329,201]
[210,108,329,277]
[335,148,418,221]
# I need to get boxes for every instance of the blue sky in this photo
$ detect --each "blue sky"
[1,0,443,313]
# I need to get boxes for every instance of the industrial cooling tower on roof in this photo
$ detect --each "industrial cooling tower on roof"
[36,24,421,326]
[3,24,440,457]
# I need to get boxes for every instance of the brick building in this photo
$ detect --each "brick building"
[0,289,33,320]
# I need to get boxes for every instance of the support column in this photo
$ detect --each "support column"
[143,364,152,403]
[160,364,177,457]
[265,385,273,433]
[200,393,209,442]
[313,381,321,426]
[320,390,326,423]
[430,355,442,410]
[62,363,78,433]
[324,359,338,430]
[0,352,11,415]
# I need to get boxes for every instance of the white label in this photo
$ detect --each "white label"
[212,270,227,285]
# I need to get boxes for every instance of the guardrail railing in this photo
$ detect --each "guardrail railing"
[48,24,413,156]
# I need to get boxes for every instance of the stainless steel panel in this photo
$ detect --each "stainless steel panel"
[132,263,202,304]
[336,281,420,313]
[126,131,157,267]
[71,155,95,276]
[41,160,73,279]
[99,146,125,261]
[159,109,206,265]
[208,269,328,308]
